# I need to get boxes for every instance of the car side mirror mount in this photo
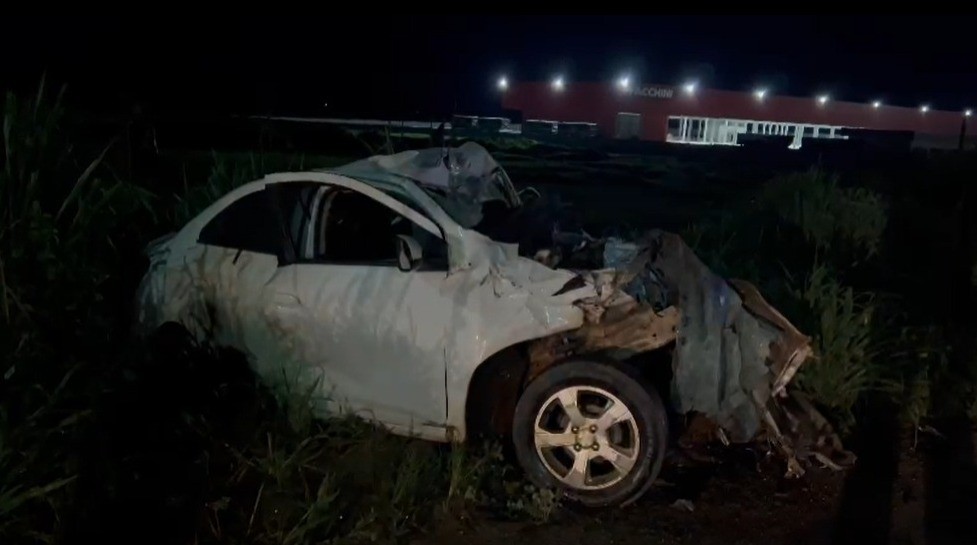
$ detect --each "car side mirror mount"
[396,234,423,272]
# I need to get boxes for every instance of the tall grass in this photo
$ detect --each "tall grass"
[0,378,79,540]
[686,168,892,432]
[174,152,308,225]
[682,213,762,282]
[170,336,556,545]
[0,80,558,544]
[6,78,973,542]
[884,326,945,435]
[762,169,977,432]
[761,168,887,259]
[0,77,154,542]
[790,263,880,430]
[1,77,153,364]
[755,169,892,430]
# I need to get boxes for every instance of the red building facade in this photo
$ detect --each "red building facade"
[502,82,974,147]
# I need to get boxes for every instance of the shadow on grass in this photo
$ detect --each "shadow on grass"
[923,417,977,545]
[830,396,899,545]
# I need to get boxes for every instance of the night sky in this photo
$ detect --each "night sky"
[3,16,975,119]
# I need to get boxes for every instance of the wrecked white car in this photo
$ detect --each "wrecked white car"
[137,143,849,507]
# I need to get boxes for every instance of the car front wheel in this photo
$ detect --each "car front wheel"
[512,360,667,507]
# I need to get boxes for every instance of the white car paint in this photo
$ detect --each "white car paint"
[137,171,596,442]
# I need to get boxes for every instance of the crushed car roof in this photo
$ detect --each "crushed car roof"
[329,142,519,228]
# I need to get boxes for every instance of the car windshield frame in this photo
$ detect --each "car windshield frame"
[324,165,521,230]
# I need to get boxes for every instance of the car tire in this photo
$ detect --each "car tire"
[512,360,667,507]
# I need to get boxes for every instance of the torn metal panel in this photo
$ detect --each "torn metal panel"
[728,279,813,398]
[758,390,857,476]
[598,230,788,441]
[527,304,680,380]
[545,228,851,472]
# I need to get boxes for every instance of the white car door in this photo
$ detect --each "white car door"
[188,186,283,356]
[258,180,455,439]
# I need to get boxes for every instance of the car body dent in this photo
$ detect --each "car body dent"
[137,170,596,442]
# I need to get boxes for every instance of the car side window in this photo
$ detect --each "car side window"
[316,188,448,268]
[198,189,281,254]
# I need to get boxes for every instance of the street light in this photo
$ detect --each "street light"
[552,76,565,92]
[617,75,631,92]
[497,76,508,91]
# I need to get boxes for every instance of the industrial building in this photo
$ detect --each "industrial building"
[501,81,976,149]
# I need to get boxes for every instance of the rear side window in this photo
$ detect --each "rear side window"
[198,189,282,254]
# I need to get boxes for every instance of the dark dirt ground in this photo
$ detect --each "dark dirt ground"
[416,424,977,545]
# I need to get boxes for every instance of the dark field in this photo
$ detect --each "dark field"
[3,96,977,545]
